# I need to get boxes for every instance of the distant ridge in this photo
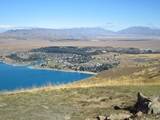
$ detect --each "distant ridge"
[117,26,160,36]
[0,26,160,40]
[0,27,114,40]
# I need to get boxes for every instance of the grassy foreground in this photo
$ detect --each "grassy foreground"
[0,54,159,120]
[0,86,160,120]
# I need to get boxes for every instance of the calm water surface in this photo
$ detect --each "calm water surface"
[0,62,93,91]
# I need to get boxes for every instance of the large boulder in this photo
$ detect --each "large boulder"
[134,92,160,114]
[96,92,160,120]
[148,97,160,114]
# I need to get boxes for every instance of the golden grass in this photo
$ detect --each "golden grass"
[6,75,160,95]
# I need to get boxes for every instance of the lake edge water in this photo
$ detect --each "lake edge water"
[0,60,97,75]
[0,62,94,92]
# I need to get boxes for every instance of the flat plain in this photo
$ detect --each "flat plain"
[0,39,160,51]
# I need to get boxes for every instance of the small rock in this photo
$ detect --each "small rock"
[100,98,107,102]
[114,105,121,110]
[109,97,112,100]
[0,103,7,107]
[41,105,49,109]
[64,114,71,120]
[96,115,106,120]
[124,118,131,120]
[135,111,143,117]
[108,113,131,120]
[96,115,110,120]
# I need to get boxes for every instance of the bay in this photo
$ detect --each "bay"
[0,62,93,91]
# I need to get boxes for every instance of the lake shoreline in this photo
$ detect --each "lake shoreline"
[0,61,94,92]
[28,66,97,75]
[0,60,97,75]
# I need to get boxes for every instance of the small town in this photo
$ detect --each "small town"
[1,47,121,73]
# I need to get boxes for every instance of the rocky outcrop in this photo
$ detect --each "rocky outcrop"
[134,92,160,114]
[133,92,152,113]
[96,92,160,120]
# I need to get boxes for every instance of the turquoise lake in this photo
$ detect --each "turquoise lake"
[0,62,93,91]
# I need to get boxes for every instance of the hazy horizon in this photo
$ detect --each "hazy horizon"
[0,0,160,31]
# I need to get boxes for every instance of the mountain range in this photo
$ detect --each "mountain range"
[0,26,160,40]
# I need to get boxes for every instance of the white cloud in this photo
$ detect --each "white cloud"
[105,22,115,28]
[0,24,15,29]
[103,22,121,31]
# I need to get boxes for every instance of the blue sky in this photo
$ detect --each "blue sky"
[0,0,160,30]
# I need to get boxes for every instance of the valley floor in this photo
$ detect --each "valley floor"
[0,39,160,52]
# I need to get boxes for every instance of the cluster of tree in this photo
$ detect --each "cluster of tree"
[31,46,88,55]
[79,62,119,72]
[104,47,159,54]
[6,53,41,62]
[31,46,160,56]
[31,46,107,56]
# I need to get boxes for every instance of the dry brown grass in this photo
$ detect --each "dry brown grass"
[0,39,160,52]
[0,39,52,51]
